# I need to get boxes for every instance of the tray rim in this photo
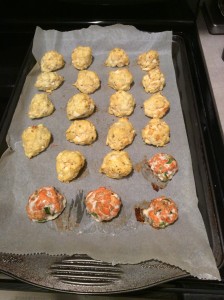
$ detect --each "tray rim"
[0,28,223,293]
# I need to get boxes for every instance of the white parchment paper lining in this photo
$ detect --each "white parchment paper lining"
[0,25,220,280]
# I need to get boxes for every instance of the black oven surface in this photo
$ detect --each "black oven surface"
[1,0,224,297]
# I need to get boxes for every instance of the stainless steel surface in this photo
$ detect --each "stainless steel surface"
[197,11,224,137]
[218,0,224,16]
[202,0,224,34]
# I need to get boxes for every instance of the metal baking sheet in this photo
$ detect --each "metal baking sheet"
[0,27,222,293]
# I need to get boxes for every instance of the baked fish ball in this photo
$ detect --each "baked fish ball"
[56,150,85,183]
[26,186,66,222]
[66,93,95,120]
[108,68,133,91]
[22,124,51,158]
[137,50,159,71]
[28,93,55,119]
[100,150,133,179]
[142,67,165,94]
[66,120,97,145]
[40,50,65,72]
[106,118,135,150]
[105,48,129,67]
[142,153,178,191]
[72,46,92,70]
[108,90,135,117]
[142,118,170,147]
[143,92,170,119]
[148,153,178,182]
[73,70,100,94]
[85,187,122,222]
[34,71,64,93]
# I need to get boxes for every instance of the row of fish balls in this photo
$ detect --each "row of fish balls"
[28,90,170,149]
[34,47,166,94]
[136,50,178,225]
[71,65,165,95]
[39,47,159,71]
[22,113,169,164]
[137,50,179,226]
[105,50,176,225]
[26,179,178,229]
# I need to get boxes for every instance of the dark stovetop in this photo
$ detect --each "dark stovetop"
[1,1,224,298]
[0,32,32,120]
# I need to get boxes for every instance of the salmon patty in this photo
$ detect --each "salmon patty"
[135,196,178,229]
[26,186,66,222]
[85,187,122,222]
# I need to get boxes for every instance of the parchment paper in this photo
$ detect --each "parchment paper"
[0,25,220,280]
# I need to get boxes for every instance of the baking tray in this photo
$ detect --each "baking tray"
[0,31,223,294]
